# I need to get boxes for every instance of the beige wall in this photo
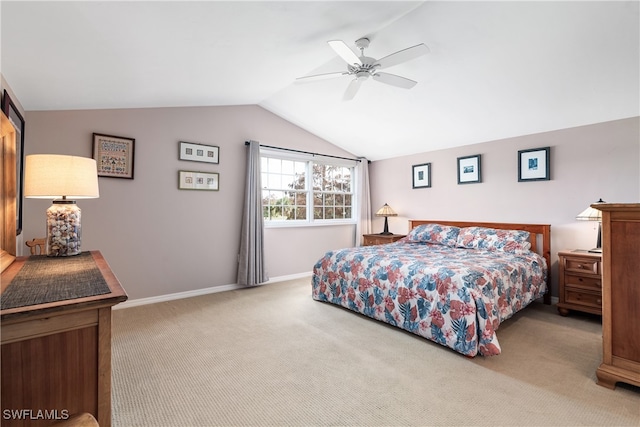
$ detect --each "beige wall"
[23,105,356,299]
[14,76,640,300]
[369,117,640,296]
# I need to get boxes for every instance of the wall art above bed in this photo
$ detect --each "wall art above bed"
[412,163,431,188]
[518,146,550,182]
[457,154,482,184]
[179,141,219,164]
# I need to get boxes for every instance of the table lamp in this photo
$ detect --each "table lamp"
[575,198,605,253]
[24,154,99,256]
[375,203,397,235]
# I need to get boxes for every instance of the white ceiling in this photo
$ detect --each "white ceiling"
[2,1,638,161]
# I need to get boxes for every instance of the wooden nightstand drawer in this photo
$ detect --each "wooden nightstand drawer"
[564,274,601,292]
[564,257,600,275]
[565,289,602,309]
[362,234,405,246]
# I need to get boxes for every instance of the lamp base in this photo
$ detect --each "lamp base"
[46,200,82,256]
[379,216,393,235]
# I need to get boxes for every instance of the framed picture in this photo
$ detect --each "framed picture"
[518,147,550,182]
[179,170,219,191]
[93,133,135,179]
[2,90,25,235]
[179,141,219,164]
[457,154,481,184]
[412,163,431,188]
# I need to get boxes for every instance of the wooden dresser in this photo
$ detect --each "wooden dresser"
[557,250,602,316]
[362,233,406,246]
[1,251,127,426]
[593,203,640,389]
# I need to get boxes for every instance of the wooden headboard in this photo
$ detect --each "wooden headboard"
[408,220,551,305]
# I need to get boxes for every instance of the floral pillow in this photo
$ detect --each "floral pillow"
[456,227,531,253]
[406,224,461,247]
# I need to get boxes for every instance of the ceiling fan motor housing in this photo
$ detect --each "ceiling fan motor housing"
[349,57,378,77]
[355,37,370,50]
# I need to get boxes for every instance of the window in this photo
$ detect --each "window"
[261,151,355,225]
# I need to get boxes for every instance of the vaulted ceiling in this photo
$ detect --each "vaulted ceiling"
[2,1,638,161]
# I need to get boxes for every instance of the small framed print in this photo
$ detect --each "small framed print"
[518,147,550,182]
[179,141,219,164]
[93,133,135,179]
[179,170,219,191]
[412,163,431,189]
[457,154,481,184]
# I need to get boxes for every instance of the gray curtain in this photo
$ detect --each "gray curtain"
[355,158,372,246]
[237,140,268,286]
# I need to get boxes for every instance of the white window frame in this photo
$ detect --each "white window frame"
[260,148,358,228]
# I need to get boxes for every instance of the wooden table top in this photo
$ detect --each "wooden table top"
[1,250,128,321]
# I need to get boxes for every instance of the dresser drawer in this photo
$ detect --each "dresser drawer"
[564,257,600,275]
[564,274,601,292]
[565,289,602,309]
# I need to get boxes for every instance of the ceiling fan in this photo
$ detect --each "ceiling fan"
[296,37,430,101]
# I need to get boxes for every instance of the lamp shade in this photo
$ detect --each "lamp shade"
[376,203,397,217]
[576,198,605,253]
[25,154,99,199]
[576,198,605,221]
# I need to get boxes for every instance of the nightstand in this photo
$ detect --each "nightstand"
[362,234,406,246]
[557,249,602,316]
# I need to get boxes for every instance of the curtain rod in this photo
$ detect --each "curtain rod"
[245,141,369,163]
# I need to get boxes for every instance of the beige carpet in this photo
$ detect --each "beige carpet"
[112,278,640,426]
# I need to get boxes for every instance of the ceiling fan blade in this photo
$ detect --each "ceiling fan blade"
[343,78,363,101]
[372,72,417,89]
[375,43,430,69]
[295,71,347,83]
[328,40,362,66]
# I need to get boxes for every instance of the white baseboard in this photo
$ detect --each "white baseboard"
[114,271,312,310]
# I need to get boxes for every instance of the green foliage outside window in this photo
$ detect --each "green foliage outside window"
[261,156,354,222]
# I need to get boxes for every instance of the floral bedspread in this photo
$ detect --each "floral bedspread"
[311,241,547,356]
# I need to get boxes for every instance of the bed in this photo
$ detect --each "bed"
[311,220,551,357]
